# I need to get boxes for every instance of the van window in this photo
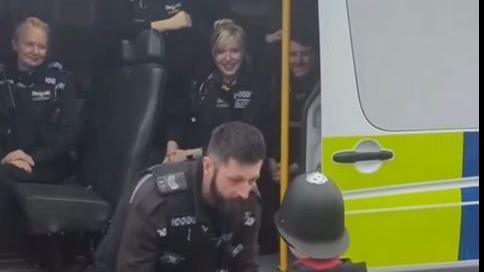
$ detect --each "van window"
[347,0,479,131]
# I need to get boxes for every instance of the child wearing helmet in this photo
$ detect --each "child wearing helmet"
[274,172,367,272]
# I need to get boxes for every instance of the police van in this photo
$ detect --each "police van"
[0,0,479,271]
[300,0,479,271]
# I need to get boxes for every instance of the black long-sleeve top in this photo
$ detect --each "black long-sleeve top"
[268,70,320,163]
[170,69,270,150]
[94,0,220,155]
[0,62,78,179]
[117,160,261,272]
[97,0,219,73]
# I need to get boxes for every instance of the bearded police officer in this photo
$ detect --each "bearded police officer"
[108,121,265,272]
[275,173,367,272]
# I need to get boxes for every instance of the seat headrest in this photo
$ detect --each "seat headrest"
[135,30,165,64]
[119,39,135,64]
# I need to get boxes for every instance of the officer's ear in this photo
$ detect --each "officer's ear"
[202,156,214,176]
[11,38,19,52]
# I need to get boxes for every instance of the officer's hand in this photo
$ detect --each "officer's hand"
[5,159,33,173]
[163,140,179,163]
[163,141,179,163]
[1,149,35,166]
[163,148,188,163]
[168,11,192,30]
[289,162,299,174]
[151,11,192,32]
[166,149,189,163]
[265,29,282,43]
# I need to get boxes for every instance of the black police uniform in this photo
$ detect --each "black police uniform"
[116,160,261,272]
[98,0,221,85]
[291,259,367,272]
[0,62,78,182]
[172,70,268,149]
[269,70,320,171]
[101,0,202,88]
[166,69,272,254]
[98,0,215,162]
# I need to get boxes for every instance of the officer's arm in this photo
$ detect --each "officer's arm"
[150,11,192,32]
[232,195,262,272]
[164,78,202,155]
[117,204,163,272]
[30,73,79,164]
[99,0,150,40]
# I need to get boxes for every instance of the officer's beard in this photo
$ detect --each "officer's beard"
[210,168,242,220]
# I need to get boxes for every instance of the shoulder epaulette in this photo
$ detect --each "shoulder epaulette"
[47,61,63,70]
[46,62,70,75]
[154,172,189,194]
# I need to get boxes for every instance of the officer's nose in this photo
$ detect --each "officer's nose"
[224,52,232,61]
[237,184,251,200]
[32,46,41,56]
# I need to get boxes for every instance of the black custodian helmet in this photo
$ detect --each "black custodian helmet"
[274,172,349,259]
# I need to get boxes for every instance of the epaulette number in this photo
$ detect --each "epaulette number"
[155,172,188,194]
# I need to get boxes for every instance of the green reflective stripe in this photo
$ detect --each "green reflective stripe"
[343,187,462,267]
[322,133,464,191]
[322,132,465,268]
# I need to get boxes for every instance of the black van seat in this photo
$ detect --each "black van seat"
[14,183,110,235]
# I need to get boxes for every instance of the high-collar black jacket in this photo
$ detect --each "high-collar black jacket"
[0,62,78,181]
[117,160,261,272]
[170,69,269,149]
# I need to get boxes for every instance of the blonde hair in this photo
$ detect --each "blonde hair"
[211,19,247,58]
[13,17,50,43]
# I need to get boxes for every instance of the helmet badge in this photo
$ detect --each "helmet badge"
[306,172,328,185]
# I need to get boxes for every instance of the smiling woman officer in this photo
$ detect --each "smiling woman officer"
[0,17,78,247]
[0,16,78,183]
[163,19,269,164]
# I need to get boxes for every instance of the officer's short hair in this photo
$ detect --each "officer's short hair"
[207,121,266,165]
[13,17,50,43]
[211,19,247,58]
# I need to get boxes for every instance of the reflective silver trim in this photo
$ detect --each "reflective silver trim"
[129,173,154,203]
[370,260,479,272]
[343,177,479,200]
[346,201,479,215]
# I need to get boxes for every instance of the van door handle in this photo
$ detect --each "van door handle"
[333,150,394,163]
